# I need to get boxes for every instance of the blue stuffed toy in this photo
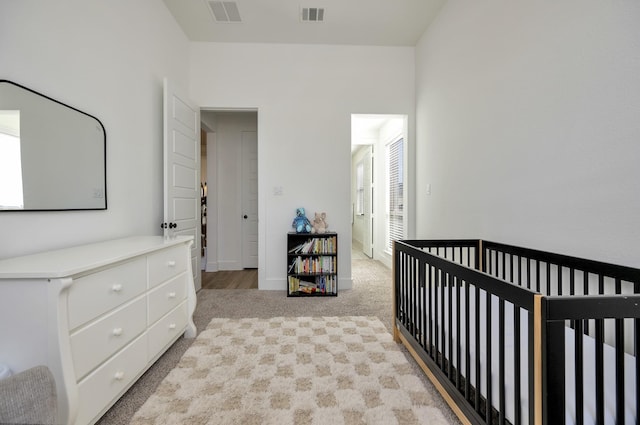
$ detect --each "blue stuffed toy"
[292,207,312,233]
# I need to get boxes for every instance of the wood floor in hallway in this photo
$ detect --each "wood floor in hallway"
[201,269,258,289]
[201,241,368,290]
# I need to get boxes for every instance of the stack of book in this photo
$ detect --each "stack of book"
[288,256,336,274]
[288,236,337,255]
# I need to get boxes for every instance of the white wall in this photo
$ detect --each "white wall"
[415,1,640,267]
[190,43,415,289]
[0,0,190,259]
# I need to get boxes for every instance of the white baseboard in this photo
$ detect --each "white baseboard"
[205,261,218,272]
[339,277,353,290]
[217,260,242,271]
[261,278,285,291]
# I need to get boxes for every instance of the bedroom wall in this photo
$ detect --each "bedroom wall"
[190,43,416,289]
[0,0,190,259]
[415,1,640,267]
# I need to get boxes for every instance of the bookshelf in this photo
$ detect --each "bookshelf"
[287,232,337,296]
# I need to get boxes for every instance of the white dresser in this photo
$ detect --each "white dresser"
[0,236,197,425]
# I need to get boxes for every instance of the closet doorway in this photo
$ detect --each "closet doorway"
[200,110,258,289]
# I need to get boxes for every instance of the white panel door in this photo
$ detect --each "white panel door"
[241,131,258,268]
[163,78,201,291]
[362,145,374,258]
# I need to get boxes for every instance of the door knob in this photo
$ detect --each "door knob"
[243,215,248,219]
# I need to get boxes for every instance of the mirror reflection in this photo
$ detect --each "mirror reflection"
[0,80,106,211]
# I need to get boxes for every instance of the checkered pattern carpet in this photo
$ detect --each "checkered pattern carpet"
[130,316,449,425]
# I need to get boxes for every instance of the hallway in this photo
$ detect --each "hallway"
[201,239,379,290]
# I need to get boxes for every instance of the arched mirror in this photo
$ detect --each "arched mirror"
[0,80,106,211]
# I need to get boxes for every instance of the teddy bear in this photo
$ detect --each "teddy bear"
[311,212,328,234]
[291,207,312,233]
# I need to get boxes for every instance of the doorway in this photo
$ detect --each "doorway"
[200,110,258,288]
[351,114,407,267]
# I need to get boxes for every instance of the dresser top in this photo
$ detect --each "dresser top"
[0,236,193,279]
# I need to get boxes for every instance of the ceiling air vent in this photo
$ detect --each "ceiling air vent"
[207,1,242,23]
[301,7,325,22]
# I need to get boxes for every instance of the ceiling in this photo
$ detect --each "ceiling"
[162,0,446,46]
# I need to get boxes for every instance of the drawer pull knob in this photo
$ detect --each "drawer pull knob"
[114,371,124,380]
[169,323,177,330]
[112,284,123,292]
[112,328,123,336]
[168,292,177,299]
[167,260,176,267]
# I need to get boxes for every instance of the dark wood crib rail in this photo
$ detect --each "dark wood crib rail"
[393,239,640,425]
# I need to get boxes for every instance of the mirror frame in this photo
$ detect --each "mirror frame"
[0,80,107,211]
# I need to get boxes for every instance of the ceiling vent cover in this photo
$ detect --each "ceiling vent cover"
[207,1,242,23]
[301,7,325,22]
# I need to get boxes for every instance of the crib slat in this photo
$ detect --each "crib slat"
[614,288,625,424]
[419,262,425,349]
[509,253,514,283]
[535,260,540,292]
[456,277,462,391]
[544,320,566,424]
[546,263,551,295]
[411,259,420,338]
[557,264,562,295]
[486,291,493,424]
[440,269,446,372]
[428,265,433,357]
[464,281,471,400]
[574,320,584,425]
[435,268,440,366]
[614,321,624,424]
[475,285,482,416]
[636,316,639,424]
[569,268,575,296]
[502,251,506,280]
[595,319,605,424]
[526,257,531,290]
[514,307,522,425]
[583,272,590,334]
[528,308,536,425]
[447,272,453,378]
[498,298,505,425]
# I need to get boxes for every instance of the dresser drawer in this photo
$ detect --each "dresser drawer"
[148,301,187,360]
[70,296,147,380]
[68,257,146,330]
[76,333,148,425]
[148,273,187,325]
[148,245,187,289]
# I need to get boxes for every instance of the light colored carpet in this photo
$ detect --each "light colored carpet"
[95,257,461,425]
[130,316,450,425]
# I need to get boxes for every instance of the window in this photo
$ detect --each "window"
[355,160,364,215]
[0,110,24,209]
[386,137,403,252]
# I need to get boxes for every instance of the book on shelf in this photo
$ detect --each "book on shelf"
[287,275,336,295]
[288,236,337,255]
[288,256,336,274]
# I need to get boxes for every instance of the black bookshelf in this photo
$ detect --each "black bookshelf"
[286,232,337,296]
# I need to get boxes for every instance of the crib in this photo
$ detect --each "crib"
[393,239,640,425]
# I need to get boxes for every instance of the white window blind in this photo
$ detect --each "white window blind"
[356,160,364,215]
[386,137,403,252]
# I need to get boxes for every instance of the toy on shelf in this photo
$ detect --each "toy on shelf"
[292,207,312,233]
[311,212,328,234]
